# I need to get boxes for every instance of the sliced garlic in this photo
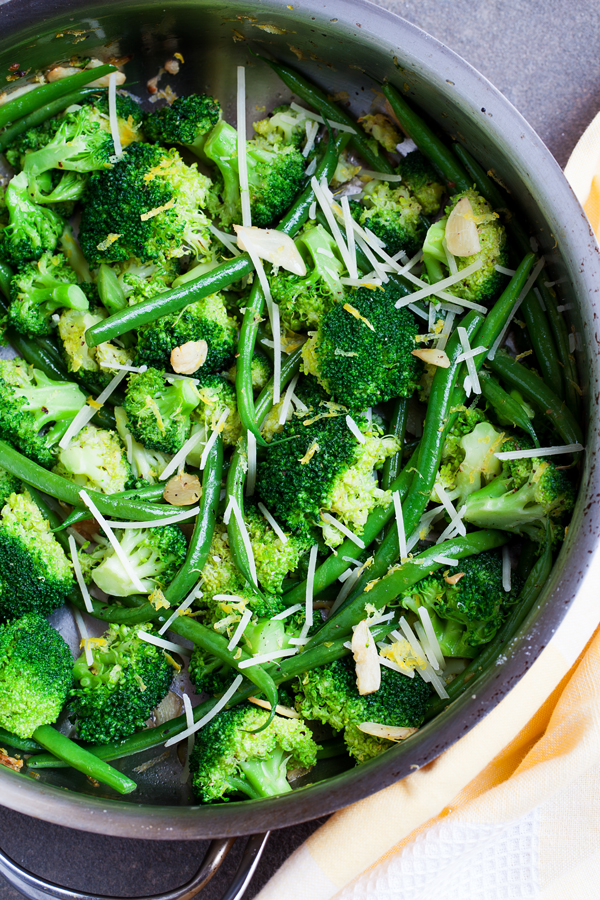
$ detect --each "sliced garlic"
[233,225,307,276]
[357,722,419,742]
[170,339,208,374]
[248,696,301,718]
[47,61,126,88]
[444,571,466,585]
[352,619,381,695]
[445,197,481,257]
[411,348,451,368]
[163,472,202,506]
[153,691,183,725]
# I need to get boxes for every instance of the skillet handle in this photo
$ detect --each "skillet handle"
[0,832,270,900]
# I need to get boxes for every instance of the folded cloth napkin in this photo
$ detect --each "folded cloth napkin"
[255,127,600,900]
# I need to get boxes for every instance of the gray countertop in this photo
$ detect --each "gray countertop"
[2,1,600,898]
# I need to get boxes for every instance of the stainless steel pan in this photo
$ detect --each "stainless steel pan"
[1,1,599,897]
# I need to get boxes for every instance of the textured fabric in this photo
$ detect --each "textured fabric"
[256,125,600,900]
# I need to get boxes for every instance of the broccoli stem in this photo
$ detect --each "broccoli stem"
[479,370,539,447]
[381,83,472,191]
[0,440,183,522]
[305,529,509,648]
[238,750,292,798]
[425,537,553,718]
[487,350,583,446]
[32,724,137,794]
[0,66,116,130]
[258,56,395,174]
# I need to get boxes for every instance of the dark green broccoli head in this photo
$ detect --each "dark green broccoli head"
[78,143,213,268]
[395,150,445,216]
[70,622,173,744]
[8,250,89,337]
[0,467,21,507]
[190,702,319,802]
[52,425,134,494]
[92,91,144,128]
[189,646,233,695]
[0,490,74,621]
[83,523,187,597]
[295,657,431,762]
[270,223,345,332]
[256,411,400,547]
[401,549,520,653]
[301,281,421,411]
[143,93,221,154]
[135,291,237,375]
[463,433,577,545]
[354,180,425,257]
[228,352,272,394]
[0,612,73,739]
[3,115,63,171]
[123,367,200,454]
[0,358,86,467]
[114,406,171,483]
[0,172,65,267]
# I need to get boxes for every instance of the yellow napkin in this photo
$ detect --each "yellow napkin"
[256,128,600,900]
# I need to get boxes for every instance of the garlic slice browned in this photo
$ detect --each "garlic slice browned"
[411,348,451,368]
[234,224,307,276]
[357,722,419,742]
[445,197,481,257]
[163,472,202,506]
[171,340,208,374]
[352,619,381,695]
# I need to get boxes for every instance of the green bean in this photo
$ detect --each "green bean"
[0,87,99,151]
[536,279,581,421]
[306,530,508,648]
[0,262,12,300]
[0,66,116,130]
[29,622,394,767]
[382,398,409,491]
[425,537,553,718]
[521,290,563,398]
[487,350,583,445]
[479,370,539,446]
[259,56,395,173]
[382,83,472,191]
[55,484,167,531]
[0,727,42,754]
[0,440,182,522]
[32,723,136,793]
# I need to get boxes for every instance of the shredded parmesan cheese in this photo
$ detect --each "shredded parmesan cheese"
[237,66,251,226]
[289,101,356,132]
[457,325,482,394]
[278,373,300,425]
[321,512,365,549]
[393,490,407,561]
[79,490,146,594]
[160,431,205,482]
[495,442,584,460]
[138,630,191,656]
[272,603,303,620]
[108,72,123,158]
[69,534,94,614]
[488,257,546,360]
[102,507,200,529]
[199,409,230,470]
[238,648,297,668]
[502,545,512,593]
[164,675,243,746]
[246,431,257,497]
[72,606,93,667]
[227,608,252,650]
[158,585,201,636]
[257,502,288,543]
[345,414,366,444]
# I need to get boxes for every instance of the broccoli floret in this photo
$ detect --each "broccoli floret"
[123,367,200,454]
[256,412,400,547]
[52,425,134,494]
[228,351,272,394]
[395,150,445,216]
[204,120,306,227]
[295,657,431,763]
[0,172,65,266]
[422,189,508,306]
[22,99,141,178]
[353,180,424,257]
[0,358,86,466]
[433,410,504,505]
[3,116,63,171]
[114,407,171,483]
[143,93,222,156]
[330,149,361,188]
[252,105,308,149]
[0,612,73,739]
[0,468,21,507]
[183,376,242,462]
[270,223,345,332]
[135,291,237,375]
[301,281,421,411]
[26,170,87,211]
[8,250,89,337]
[83,524,186,597]
[0,491,74,621]
[70,622,173,743]
[189,646,233,695]
[462,435,576,545]
[78,143,213,268]
[190,703,319,802]
[400,550,521,657]
[58,308,134,393]
[358,113,402,153]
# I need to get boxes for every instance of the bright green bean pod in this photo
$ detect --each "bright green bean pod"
[479,370,539,446]
[521,290,564,398]
[382,83,472,191]
[56,484,166,531]
[306,530,508,648]
[0,87,99,151]
[0,727,42,753]
[0,66,116,130]
[487,350,583,445]
[425,537,553,718]
[26,485,70,553]
[536,278,581,421]
[32,724,136,794]
[0,262,12,299]
[382,398,409,491]
[259,56,395,173]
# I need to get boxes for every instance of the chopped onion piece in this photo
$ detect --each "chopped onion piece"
[164,675,243,746]
[234,225,306,276]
